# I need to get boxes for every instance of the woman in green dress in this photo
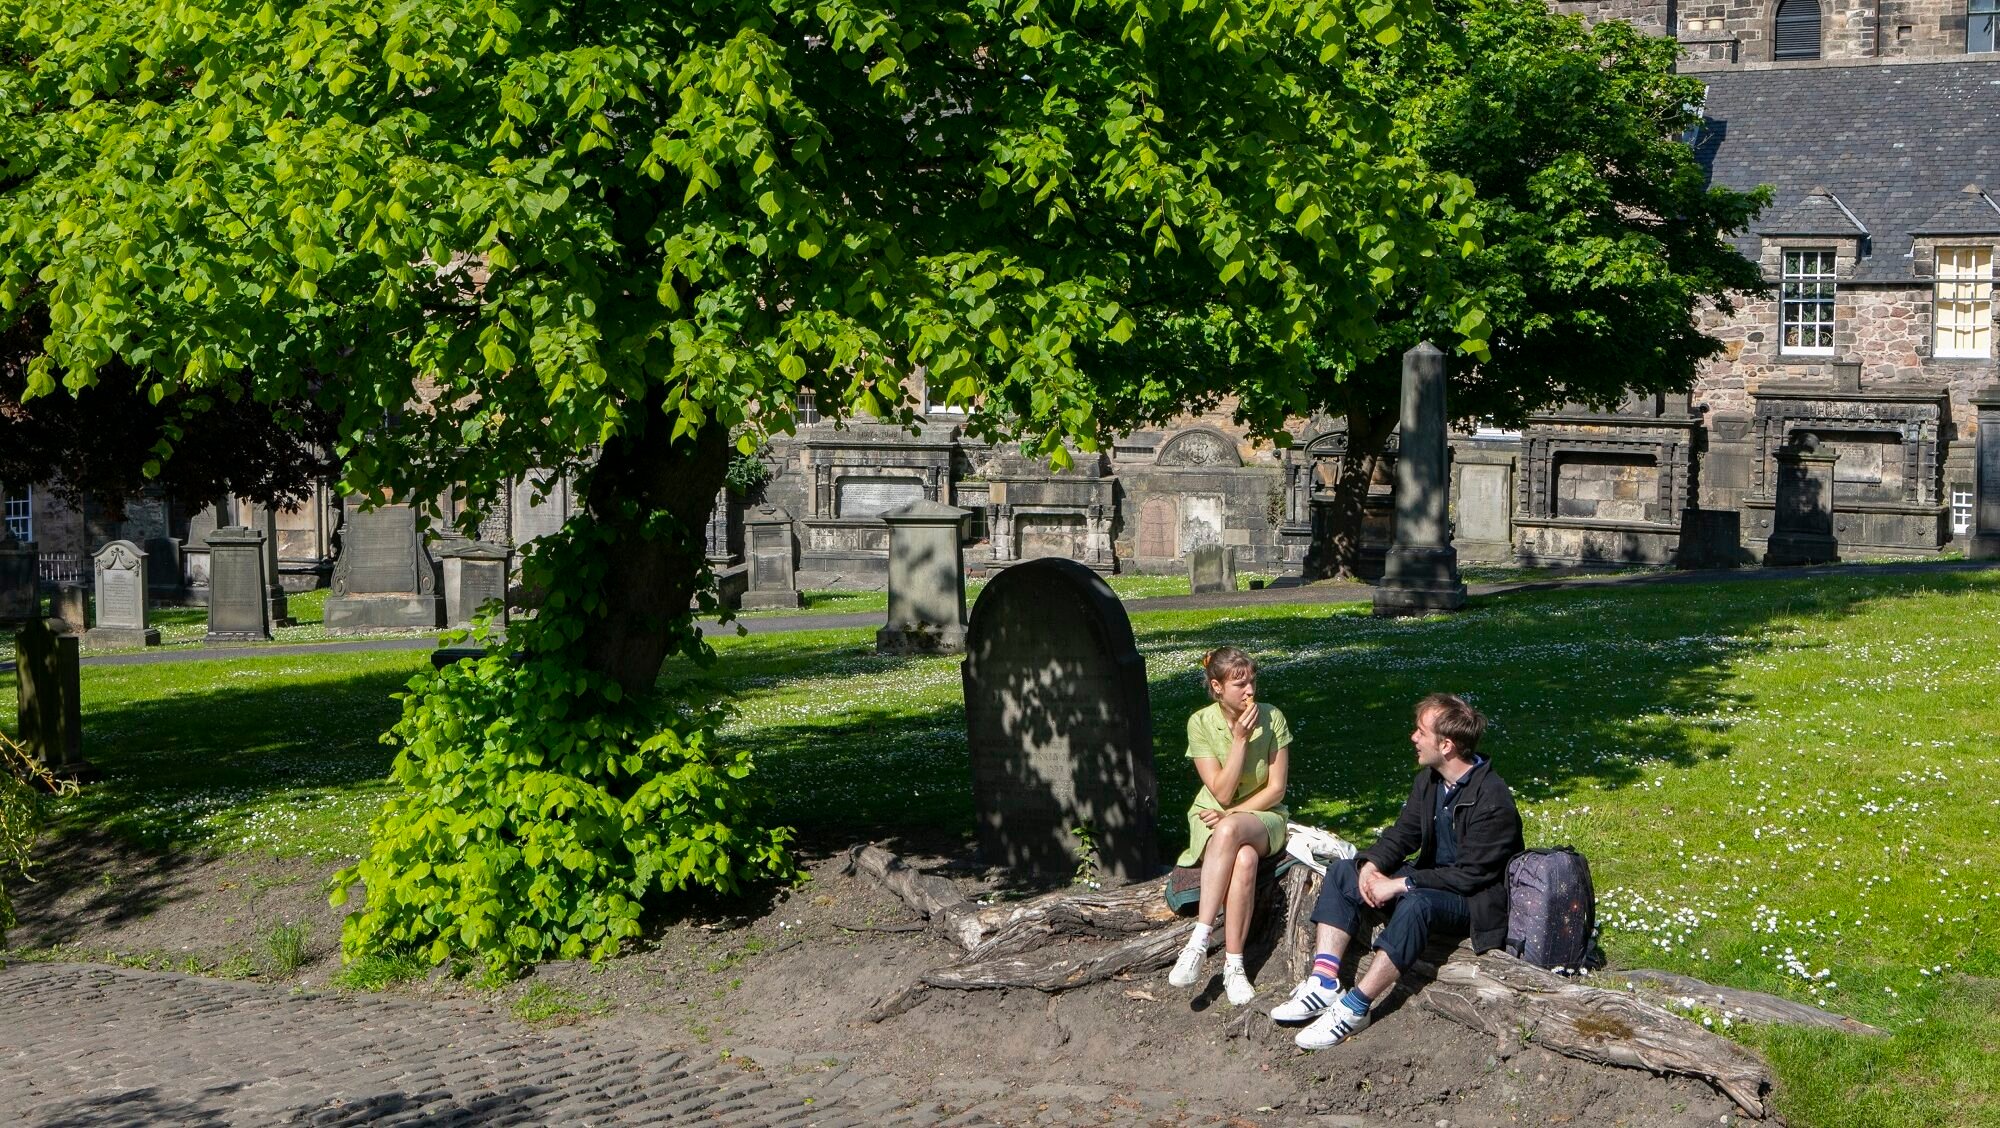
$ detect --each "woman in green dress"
[1168,646,1291,1006]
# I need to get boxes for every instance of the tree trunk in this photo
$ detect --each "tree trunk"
[1318,407,1395,581]
[578,399,730,695]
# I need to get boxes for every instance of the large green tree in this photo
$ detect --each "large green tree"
[1101,0,1770,576]
[1,0,1487,969]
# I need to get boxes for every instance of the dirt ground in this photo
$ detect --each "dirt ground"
[5,835,1754,1128]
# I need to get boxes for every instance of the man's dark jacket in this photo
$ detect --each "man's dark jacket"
[1358,760,1524,953]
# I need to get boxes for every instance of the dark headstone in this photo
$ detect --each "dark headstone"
[49,585,88,635]
[878,500,968,655]
[16,618,84,774]
[1971,385,2000,560]
[84,540,160,648]
[439,540,510,628]
[742,506,803,610]
[1766,433,1840,566]
[243,501,294,626]
[325,499,444,631]
[145,537,185,603]
[1675,509,1746,569]
[1375,343,1466,616]
[205,527,274,642]
[0,531,36,627]
[181,503,224,602]
[963,558,1157,885]
[1187,544,1236,595]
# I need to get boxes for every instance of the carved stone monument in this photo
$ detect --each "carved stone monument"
[1971,384,2000,560]
[325,499,444,632]
[49,585,88,636]
[963,557,1157,884]
[181,501,225,604]
[440,540,511,629]
[742,505,803,610]
[15,617,84,775]
[243,501,294,626]
[205,527,274,642]
[0,525,36,626]
[1374,342,1467,616]
[84,540,161,648]
[877,500,969,655]
[1764,433,1841,566]
[1187,543,1236,595]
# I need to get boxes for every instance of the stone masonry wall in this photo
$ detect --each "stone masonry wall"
[1559,0,1974,66]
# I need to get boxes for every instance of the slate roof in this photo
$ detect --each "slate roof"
[1756,189,1867,236]
[1695,59,2000,280]
[1910,186,2000,234]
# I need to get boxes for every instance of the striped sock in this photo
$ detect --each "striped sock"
[1310,953,1341,988]
[1338,986,1373,1016]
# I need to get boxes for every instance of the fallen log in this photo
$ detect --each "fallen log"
[844,844,986,950]
[1605,969,1884,1036]
[961,878,1179,962]
[923,920,1198,993]
[1421,952,1774,1119]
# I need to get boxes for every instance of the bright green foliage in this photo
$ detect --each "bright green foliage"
[0,730,72,948]
[4,0,1487,970]
[331,521,796,975]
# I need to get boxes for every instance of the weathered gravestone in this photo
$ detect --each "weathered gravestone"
[1374,342,1467,617]
[1187,543,1236,595]
[963,557,1157,885]
[325,499,444,632]
[243,501,294,626]
[742,505,803,610]
[878,500,969,655]
[205,527,273,642]
[0,526,36,626]
[181,501,225,603]
[15,617,84,775]
[49,585,88,636]
[1765,433,1840,566]
[84,540,160,648]
[1970,384,2000,560]
[439,540,510,629]
[145,536,185,604]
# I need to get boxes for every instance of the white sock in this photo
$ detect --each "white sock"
[1187,923,1213,952]
[1223,953,1246,975]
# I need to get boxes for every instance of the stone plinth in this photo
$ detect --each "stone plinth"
[1187,544,1236,595]
[83,540,161,648]
[1765,435,1841,566]
[1375,343,1467,617]
[439,540,511,629]
[1971,384,2000,560]
[205,527,274,642]
[743,506,803,610]
[877,500,969,655]
[963,558,1157,884]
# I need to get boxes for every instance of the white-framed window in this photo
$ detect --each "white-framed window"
[794,389,820,426]
[1934,245,1993,358]
[923,380,967,415]
[1973,0,1999,52]
[3,487,30,542]
[1780,249,1837,354]
[1952,487,1974,535]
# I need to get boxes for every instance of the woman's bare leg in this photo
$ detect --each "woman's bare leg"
[1193,816,1247,930]
[1224,842,1260,954]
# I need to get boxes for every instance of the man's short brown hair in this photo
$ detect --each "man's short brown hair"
[1417,693,1486,756]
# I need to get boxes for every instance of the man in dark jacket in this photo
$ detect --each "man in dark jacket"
[1272,693,1522,1050]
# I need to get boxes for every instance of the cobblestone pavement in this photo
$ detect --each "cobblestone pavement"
[0,963,1317,1128]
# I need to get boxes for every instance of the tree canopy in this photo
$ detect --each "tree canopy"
[2,0,1490,970]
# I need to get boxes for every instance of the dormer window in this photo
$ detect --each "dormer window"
[1774,0,1822,59]
[1781,250,1837,355]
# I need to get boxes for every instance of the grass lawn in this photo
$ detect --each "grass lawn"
[6,569,1999,1127]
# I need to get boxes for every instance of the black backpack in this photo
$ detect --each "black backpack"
[1504,847,1597,972]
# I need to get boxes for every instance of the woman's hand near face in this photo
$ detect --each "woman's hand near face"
[1230,697,1259,741]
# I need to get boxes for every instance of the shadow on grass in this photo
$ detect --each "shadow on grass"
[703,570,2000,864]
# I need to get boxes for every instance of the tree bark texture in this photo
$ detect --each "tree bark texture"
[578,399,729,695]
[1313,407,1395,581]
[1604,969,1883,1036]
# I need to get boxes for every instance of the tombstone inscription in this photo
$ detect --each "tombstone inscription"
[84,540,161,648]
[205,527,273,642]
[440,540,511,629]
[325,499,445,631]
[963,558,1157,884]
[1187,543,1236,595]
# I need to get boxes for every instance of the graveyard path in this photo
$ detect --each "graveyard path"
[10,556,2000,675]
[0,961,1127,1128]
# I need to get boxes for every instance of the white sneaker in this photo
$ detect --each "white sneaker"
[1270,976,1341,1022]
[1168,939,1208,989]
[1222,963,1256,1006]
[1295,1002,1371,1050]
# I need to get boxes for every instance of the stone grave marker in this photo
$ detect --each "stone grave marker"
[244,502,294,625]
[50,585,88,636]
[84,540,160,648]
[205,527,273,642]
[1971,383,2000,560]
[0,526,36,626]
[1186,543,1236,595]
[1766,433,1840,565]
[440,540,511,629]
[742,506,803,610]
[15,617,84,775]
[877,500,969,655]
[1374,342,1467,616]
[962,557,1157,884]
[325,498,444,631]
[145,536,185,604]
[181,501,224,602]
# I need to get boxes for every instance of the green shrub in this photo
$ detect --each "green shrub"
[331,514,797,977]
[1,732,72,949]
